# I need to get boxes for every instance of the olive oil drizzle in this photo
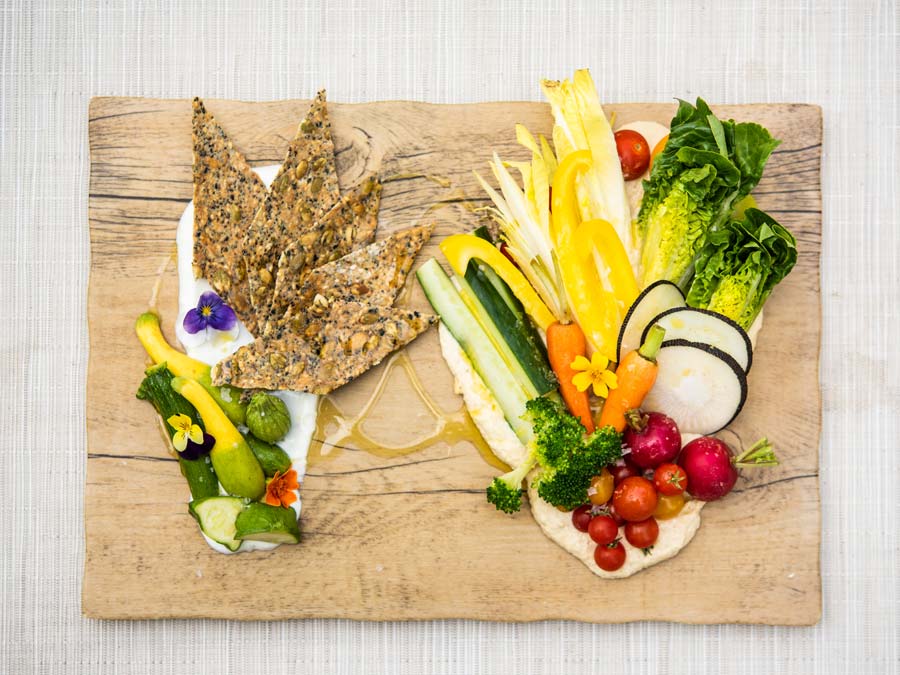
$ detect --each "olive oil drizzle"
[310,350,508,471]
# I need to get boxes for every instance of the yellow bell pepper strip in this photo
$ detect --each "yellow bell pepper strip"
[440,234,557,331]
[135,311,247,426]
[574,218,640,316]
[171,377,266,500]
[550,152,619,361]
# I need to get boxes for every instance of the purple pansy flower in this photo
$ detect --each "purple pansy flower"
[179,431,216,460]
[183,291,237,334]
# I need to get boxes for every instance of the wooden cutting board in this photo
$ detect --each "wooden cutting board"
[84,98,822,624]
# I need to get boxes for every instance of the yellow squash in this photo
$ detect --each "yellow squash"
[172,377,265,500]
[135,311,247,425]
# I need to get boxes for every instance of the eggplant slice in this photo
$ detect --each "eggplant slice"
[642,339,748,435]
[641,306,753,373]
[616,280,685,362]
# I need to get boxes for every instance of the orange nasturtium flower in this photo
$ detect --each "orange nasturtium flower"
[265,469,300,508]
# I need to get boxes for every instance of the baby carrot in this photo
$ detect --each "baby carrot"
[599,324,666,432]
[547,321,595,433]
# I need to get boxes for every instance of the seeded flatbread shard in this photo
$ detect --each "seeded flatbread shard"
[256,175,383,332]
[191,98,267,318]
[309,176,383,269]
[242,91,341,331]
[212,303,437,394]
[264,222,434,338]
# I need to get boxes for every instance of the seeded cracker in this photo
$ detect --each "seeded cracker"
[211,302,437,394]
[191,98,267,319]
[242,91,341,333]
[308,175,383,269]
[264,223,434,338]
[259,178,394,333]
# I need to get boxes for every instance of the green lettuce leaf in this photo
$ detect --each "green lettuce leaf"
[638,99,780,289]
[686,208,797,328]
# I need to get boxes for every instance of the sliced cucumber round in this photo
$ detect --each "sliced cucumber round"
[641,306,753,373]
[189,496,246,552]
[616,280,685,363]
[642,339,747,435]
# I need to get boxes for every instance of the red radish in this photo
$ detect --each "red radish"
[623,409,681,469]
[678,436,779,501]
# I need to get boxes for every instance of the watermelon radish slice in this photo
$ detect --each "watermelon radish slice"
[642,339,748,435]
[616,281,685,363]
[641,306,753,373]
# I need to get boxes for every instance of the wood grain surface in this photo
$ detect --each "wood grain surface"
[84,98,822,624]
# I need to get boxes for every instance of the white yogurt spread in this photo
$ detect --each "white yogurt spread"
[438,323,704,578]
[176,165,317,554]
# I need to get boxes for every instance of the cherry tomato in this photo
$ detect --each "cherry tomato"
[612,476,658,522]
[587,514,619,545]
[653,493,686,520]
[653,463,688,496]
[587,468,615,505]
[614,129,651,180]
[610,458,640,485]
[624,517,659,548]
[594,540,626,571]
[571,504,593,532]
[649,134,668,170]
[605,502,627,526]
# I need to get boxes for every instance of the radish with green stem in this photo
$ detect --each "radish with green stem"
[678,436,779,501]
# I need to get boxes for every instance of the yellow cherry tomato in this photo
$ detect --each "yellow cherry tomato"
[588,468,615,505]
[653,492,685,520]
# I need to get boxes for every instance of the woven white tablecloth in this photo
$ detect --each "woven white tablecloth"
[2,1,897,673]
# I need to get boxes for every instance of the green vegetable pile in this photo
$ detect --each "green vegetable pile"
[638,98,780,290]
[486,396,623,513]
[686,208,798,328]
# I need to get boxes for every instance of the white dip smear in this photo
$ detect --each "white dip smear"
[175,165,317,554]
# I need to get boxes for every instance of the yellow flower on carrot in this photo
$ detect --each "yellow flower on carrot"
[167,413,204,452]
[570,353,619,398]
[265,469,299,508]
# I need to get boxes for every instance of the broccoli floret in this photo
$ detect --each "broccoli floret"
[486,451,536,513]
[525,396,585,467]
[534,425,623,510]
[485,397,624,514]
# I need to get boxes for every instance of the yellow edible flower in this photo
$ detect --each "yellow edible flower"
[167,413,203,452]
[570,353,619,398]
